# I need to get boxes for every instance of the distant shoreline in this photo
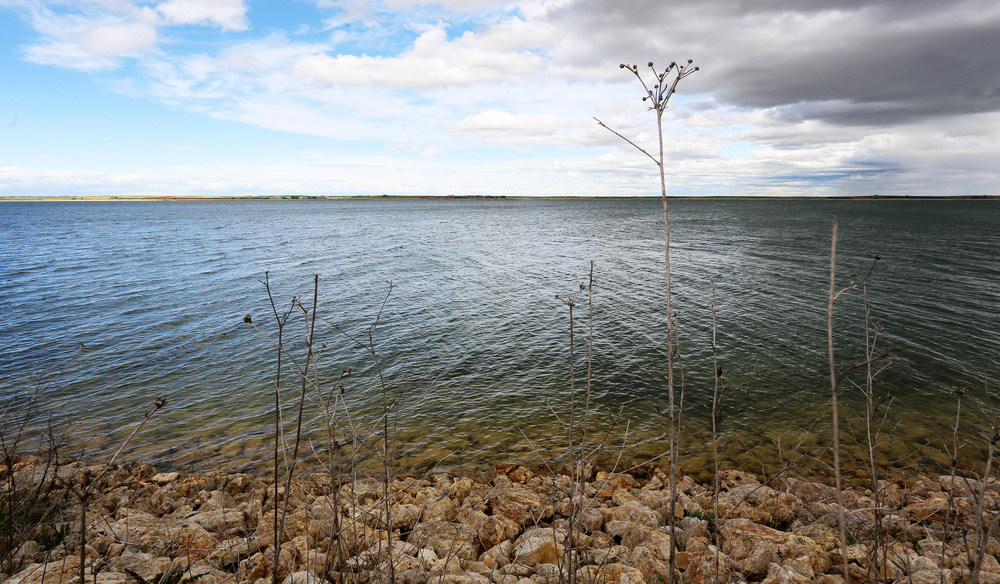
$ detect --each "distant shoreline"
[2,194,999,202]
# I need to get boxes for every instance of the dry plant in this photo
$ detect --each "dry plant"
[848,256,903,582]
[245,274,430,584]
[710,276,723,581]
[245,272,323,584]
[827,221,901,584]
[968,368,1000,584]
[65,396,166,584]
[0,348,82,576]
[597,58,699,584]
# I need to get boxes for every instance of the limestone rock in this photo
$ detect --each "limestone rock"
[512,536,563,566]
[760,562,812,584]
[490,488,552,526]
[282,570,323,584]
[576,562,645,584]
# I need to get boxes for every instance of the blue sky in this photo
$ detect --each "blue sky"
[1,0,998,197]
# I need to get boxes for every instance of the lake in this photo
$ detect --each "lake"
[1,198,998,481]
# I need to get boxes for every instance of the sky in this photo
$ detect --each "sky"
[0,0,998,197]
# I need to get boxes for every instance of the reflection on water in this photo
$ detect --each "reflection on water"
[1,199,998,481]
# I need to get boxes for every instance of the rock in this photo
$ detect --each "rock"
[179,559,230,584]
[480,540,513,570]
[490,488,552,526]
[719,518,830,575]
[395,569,430,584]
[609,502,661,527]
[226,473,249,494]
[577,507,604,533]
[604,520,673,560]
[188,507,246,537]
[495,464,533,484]
[393,504,423,530]
[512,536,563,566]
[728,536,779,578]
[460,509,521,552]
[11,456,998,584]
[719,469,760,489]
[107,509,219,560]
[282,569,323,584]
[630,545,673,584]
[782,477,836,503]
[416,548,439,570]
[912,569,955,584]
[422,497,457,523]
[576,562,645,584]
[152,472,180,484]
[760,562,812,584]
[596,472,637,490]
[685,549,738,584]
[437,574,491,584]
[408,521,479,561]
[906,497,970,522]
[110,551,173,582]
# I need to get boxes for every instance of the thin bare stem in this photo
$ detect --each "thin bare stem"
[710,277,721,584]
[828,219,849,583]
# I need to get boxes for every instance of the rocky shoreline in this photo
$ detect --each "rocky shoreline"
[3,457,999,584]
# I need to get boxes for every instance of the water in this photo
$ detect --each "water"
[1,198,998,480]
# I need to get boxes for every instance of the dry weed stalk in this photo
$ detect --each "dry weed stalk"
[247,272,322,583]
[969,368,999,584]
[69,396,166,584]
[246,274,418,584]
[827,222,899,583]
[827,219,851,582]
[555,273,586,584]
[710,276,723,582]
[597,58,698,584]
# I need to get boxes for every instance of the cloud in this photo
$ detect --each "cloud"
[12,0,248,72]
[547,0,1000,125]
[14,2,162,70]
[454,110,563,134]
[156,0,248,31]
[293,23,544,89]
[78,21,157,56]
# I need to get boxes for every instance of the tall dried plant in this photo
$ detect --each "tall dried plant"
[597,58,698,584]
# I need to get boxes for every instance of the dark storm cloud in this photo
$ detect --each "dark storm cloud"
[551,0,1000,125]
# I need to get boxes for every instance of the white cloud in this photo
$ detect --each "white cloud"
[156,0,248,31]
[23,39,121,72]
[293,23,544,89]
[454,110,562,134]
[78,21,157,56]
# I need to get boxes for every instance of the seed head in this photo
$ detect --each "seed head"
[687,59,693,64]
[619,63,625,68]
[648,61,654,67]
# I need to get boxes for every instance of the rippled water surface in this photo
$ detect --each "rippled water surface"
[1,199,998,478]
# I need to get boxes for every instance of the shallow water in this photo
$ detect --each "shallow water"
[1,198,998,479]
